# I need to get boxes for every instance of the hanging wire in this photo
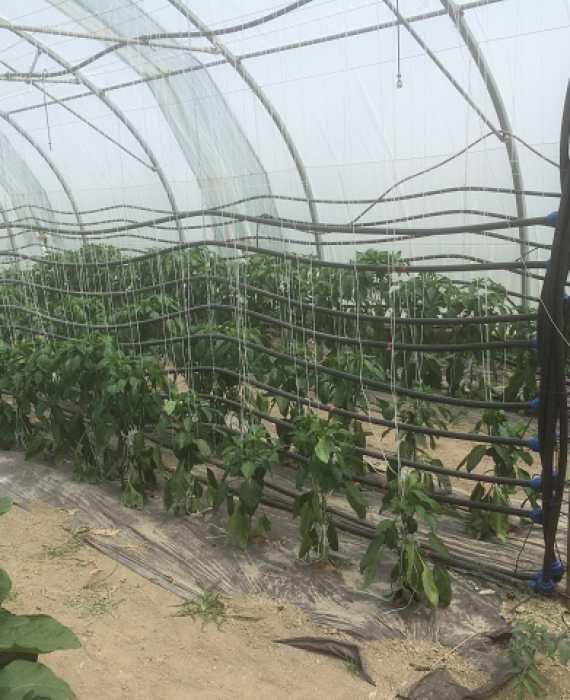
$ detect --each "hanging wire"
[396,0,402,88]
[41,70,52,151]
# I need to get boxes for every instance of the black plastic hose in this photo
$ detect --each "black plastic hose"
[168,364,531,419]
[0,302,536,351]
[537,80,570,587]
[0,237,549,273]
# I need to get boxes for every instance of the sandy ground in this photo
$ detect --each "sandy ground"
[2,500,570,698]
[0,500,491,700]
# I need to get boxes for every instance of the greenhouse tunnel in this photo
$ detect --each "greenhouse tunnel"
[0,0,570,665]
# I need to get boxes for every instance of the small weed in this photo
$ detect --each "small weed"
[502,618,570,698]
[173,582,226,630]
[66,588,117,618]
[43,525,89,558]
[66,562,122,618]
[344,658,360,677]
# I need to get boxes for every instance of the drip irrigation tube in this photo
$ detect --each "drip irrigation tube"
[199,393,533,484]
[129,334,535,414]
[0,274,539,330]
[190,469,530,586]
[195,393,532,487]
[201,459,535,581]
[167,363,531,415]
[128,330,533,355]
[0,302,537,341]
[4,320,534,365]
[0,209,549,239]
[0,238,549,273]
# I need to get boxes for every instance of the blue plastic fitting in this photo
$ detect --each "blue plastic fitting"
[545,259,550,269]
[537,576,555,595]
[564,292,569,308]
[530,507,543,524]
[527,575,555,595]
[530,397,539,412]
[546,211,558,227]
[533,338,538,350]
[534,561,566,583]
[551,560,565,581]
[529,471,558,493]
[528,433,558,452]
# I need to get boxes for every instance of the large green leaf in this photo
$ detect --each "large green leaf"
[240,461,256,480]
[24,436,45,462]
[428,533,450,561]
[195,439,211,460]
[315,437,335,464]
[359,539,384,590]
[344,482,367,520]
[490,488,508,542]
[422,566,439,610]
[226,507,249,549]
[0,611,81,655]
[164,465,190,511]
[212,482,229,514]
[122,484,144,510]
[0,660,77,700]
[0,497,12,517]
[432,564,452,607]
[0,570,12,605]
[275,396,290,418]
[460,445,487,473]
[238,480,262,514]
[558,640,570,666]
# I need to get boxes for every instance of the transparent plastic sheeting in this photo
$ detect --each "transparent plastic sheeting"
[0,1,567,295]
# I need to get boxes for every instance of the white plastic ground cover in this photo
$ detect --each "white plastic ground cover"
[0,1,566,295]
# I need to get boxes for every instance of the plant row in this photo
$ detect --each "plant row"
[0,333,537,608]
[0,244,538,402]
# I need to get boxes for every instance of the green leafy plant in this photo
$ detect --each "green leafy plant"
[212,422,283,548]
[359,471,453,608]
[0,495,81,699]
[173,582,227,630]
[458,410,534,541]
[378,391,461,492]
[502,618,570,699]
[290,413,368,564]
[160,393,214,514]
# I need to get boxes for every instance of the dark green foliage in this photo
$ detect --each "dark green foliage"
[213,422,284,547]
[0,243,542,620]
[359,471,454,609]
[503,618,570,699]
[458,410,534,541]
[290,413,369,563]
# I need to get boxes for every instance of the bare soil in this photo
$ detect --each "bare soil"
[3,498,570,698]
[1,500,493,700]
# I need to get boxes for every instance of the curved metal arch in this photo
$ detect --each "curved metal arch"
[8,27,185,244]
[166,0,323,259]
[439,0,529,303]
[0,113,86,243]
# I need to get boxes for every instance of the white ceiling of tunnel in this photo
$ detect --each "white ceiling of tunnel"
[0,0,564,291]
